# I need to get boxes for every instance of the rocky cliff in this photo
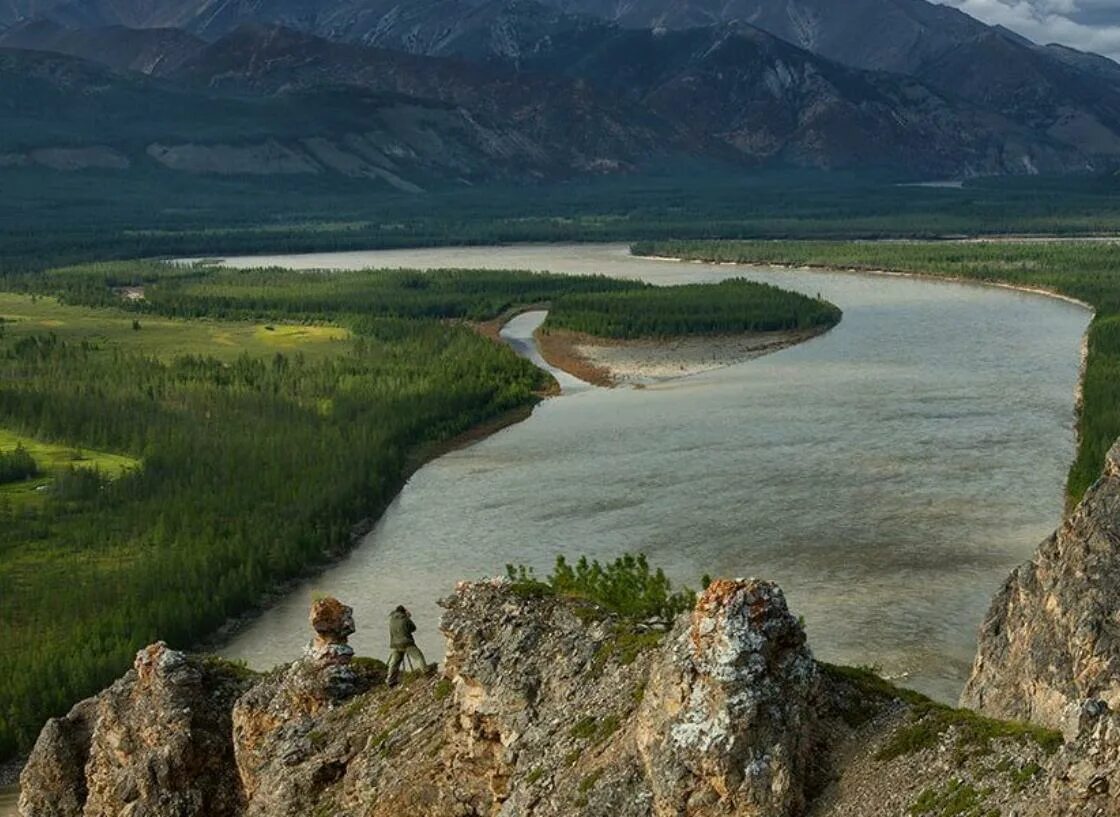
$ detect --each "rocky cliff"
[19,567,1112,816]
[961,439,1120,804]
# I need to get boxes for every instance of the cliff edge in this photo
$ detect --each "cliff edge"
[963,441,1120,728]
[20,571,1101,816]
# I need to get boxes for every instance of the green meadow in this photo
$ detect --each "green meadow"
[0,292,352,362]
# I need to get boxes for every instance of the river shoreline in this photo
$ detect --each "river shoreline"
[636,249,1096,494]
[0,377,552,795]
[637,253,1096,313]
[191,399,544,656]
[535,324,832,387]
[0,242,1096,810]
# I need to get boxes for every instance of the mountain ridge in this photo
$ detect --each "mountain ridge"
[1,0,1120,180]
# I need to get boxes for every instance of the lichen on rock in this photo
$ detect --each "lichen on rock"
[637,579,820,817]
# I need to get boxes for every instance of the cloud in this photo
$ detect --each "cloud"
[939,0,1120,61]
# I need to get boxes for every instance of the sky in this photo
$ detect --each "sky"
[941,0,1120,61]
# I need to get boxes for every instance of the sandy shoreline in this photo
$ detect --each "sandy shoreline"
[638,253,1095,312]
[535,325,829,386]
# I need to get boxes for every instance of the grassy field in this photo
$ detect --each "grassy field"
[0,428,139,510]
[0,292,352,362]
[0,292,346,512]
[634,240,1119,501]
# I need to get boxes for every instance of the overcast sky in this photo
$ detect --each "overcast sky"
[940,0,1120,61]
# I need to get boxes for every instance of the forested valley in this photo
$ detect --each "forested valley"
[0,260,826,758]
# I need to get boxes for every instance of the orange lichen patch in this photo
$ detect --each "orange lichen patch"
[309,597,354,638]
[134,642,169,683]
[695,579,742,614]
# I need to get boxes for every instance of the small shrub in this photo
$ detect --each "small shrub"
[0,445,39,484]
[1008,761,1042,791]
[51,466,107,501]
[197,654,259,684]
[569,714,622,744]
[578,769,603,794]
[877,706,1062,763]
[434,678,454,701]
[630,682,647,706]
[569,716,599,740]
[506,553,695,625]
[351,655,388,686]
[590,627,664,678]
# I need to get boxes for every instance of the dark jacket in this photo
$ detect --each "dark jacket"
[389,609,417,649]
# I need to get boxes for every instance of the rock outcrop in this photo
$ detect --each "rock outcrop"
[17,579,1097,817]
[20,642,253,817]
[1046,699,1120,816]
[962,440,1120,728]
[231,596,371,810]
[636,579,820,816]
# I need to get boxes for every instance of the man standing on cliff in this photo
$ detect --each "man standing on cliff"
[387,605,428,686]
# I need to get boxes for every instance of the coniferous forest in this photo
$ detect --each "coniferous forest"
[544,279,841,338]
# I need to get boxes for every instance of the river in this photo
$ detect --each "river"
[0,243,1091,814]
[204,243,1089,705]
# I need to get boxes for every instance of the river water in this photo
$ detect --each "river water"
[0,243,1090,814]
[204,243,1090,705]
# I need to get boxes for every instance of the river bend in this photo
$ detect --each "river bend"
[208,243,1090,704]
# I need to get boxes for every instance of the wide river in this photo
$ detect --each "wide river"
[0,242,1091,814]
[202,242,1090,704]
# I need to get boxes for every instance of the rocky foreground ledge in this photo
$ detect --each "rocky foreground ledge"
[20,440,1120,817]
[15,572,1116,817]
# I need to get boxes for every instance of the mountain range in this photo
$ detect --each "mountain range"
[2,0,1120,188]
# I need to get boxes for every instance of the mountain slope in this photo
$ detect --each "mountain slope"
[2,0,1120,176]
[0,46,680,187]
[537,0,991,73]
[166,23,1093,175]
[0,18,206,72]
[527,0,1120,160]
[512,22,1065,173]
[913,32,1120,157]
[169,24,695,169]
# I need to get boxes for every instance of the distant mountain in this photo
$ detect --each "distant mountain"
[2,0,1120,177]
[527,0,1120,160]
[169,24,694,169]
[0,0,590,57]
[166,24,1097,176]
[534,0,993,73]
[912,32,1120,158]
[0,0,194,30]
[0,45,686,188]
[0,19,205,72]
